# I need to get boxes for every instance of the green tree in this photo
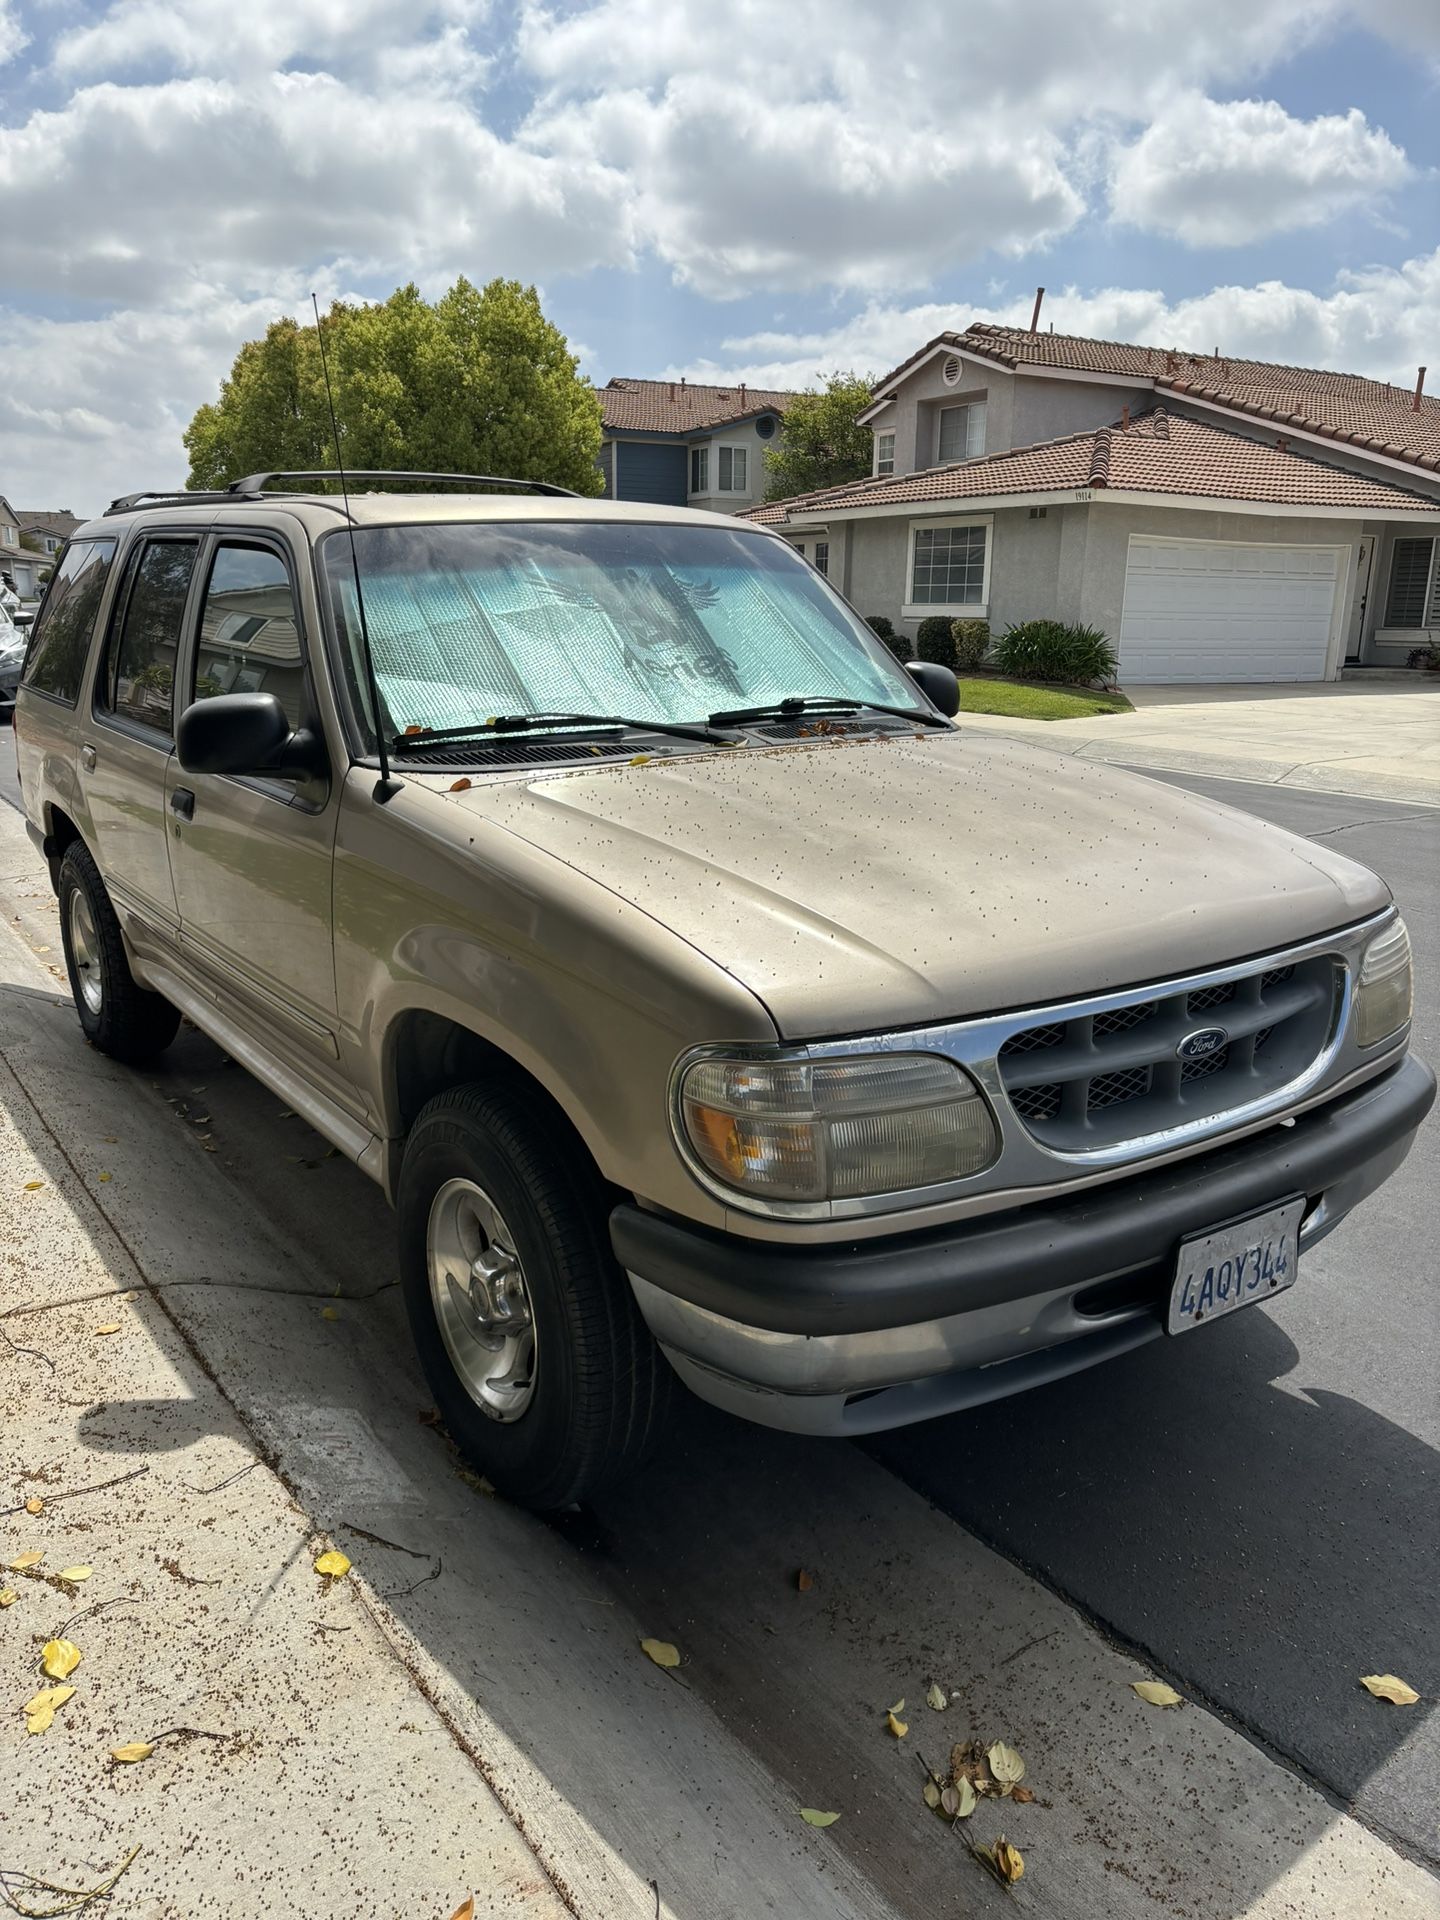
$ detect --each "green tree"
[184,278,604,496]
[762,371,876,501]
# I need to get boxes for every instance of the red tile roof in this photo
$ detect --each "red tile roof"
[599,377,797,434]
[868,325,1440,475]
[742,411,1440,524]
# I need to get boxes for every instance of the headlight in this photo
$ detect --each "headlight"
[676,1051,998,1205]
[1355,918,1412,1047]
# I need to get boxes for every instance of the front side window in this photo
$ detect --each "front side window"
[909,521,987,608]
[937,403,985,464]
[193,544,306,725]
[690,446,709,493]
[717,446,748,493]
[875,431,895,477]
[104,539,196,735]
[20,539,117,705]
[1383,536,1438,629]
[322,520,916,748]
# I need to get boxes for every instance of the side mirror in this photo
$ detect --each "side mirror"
[904,660,960,718]
[177,692,326,781]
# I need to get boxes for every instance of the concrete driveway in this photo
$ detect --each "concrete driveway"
[961,679,1440,805]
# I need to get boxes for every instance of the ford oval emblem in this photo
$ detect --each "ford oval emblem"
[1177,1026,1228,1061]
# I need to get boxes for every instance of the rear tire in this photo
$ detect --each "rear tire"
[57,842,180,1064]
[398,1080,674,1511]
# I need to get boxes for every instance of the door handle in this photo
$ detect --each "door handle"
[80,745,96,772]
[170,788,195,821]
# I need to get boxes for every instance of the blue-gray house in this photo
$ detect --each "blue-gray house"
[597,377,796,515]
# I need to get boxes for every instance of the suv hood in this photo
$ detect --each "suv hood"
[441,732,1389,1039]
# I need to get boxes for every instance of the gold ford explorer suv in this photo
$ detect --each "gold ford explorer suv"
[14,473,1434,1510]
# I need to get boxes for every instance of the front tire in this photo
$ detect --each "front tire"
[57,842,181,1064]
[398,1081,674,1511]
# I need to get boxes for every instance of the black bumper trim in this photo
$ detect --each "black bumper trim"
[610,1055,1434,1338]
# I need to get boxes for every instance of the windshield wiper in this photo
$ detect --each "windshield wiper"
[707,694,948,729]
[391,711,738,753]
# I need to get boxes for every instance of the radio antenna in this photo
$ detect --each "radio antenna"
[311,292,399,801]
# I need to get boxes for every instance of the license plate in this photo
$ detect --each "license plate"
[1167,1198,1305,1336]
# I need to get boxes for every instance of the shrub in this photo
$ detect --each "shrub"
[992,620,1118,687]
[1406,644,1440,672]
[950,618,991,669]
[865,613,908,661]
[915,615,958,668]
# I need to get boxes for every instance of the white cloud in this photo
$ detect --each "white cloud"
[1109,95,1413,246]
[0,0,27,64]
[685,249,1440,391]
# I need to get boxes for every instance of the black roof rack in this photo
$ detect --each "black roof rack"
[229,470,581,498]
[104,470,581,517]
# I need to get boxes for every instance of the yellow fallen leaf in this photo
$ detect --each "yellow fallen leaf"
[8,1550,44,1571]
[94,1323,122,1336]
[23,1180,45,1191]
[639,1636,680,1669]
[987,1837,1025,1885]
[950,1777,978,1819]
[23,1683,76,1734]
[58,1566,92,1583]
[886,1709,908,1738]
[0,1589,17,1607]
[1131,1680,1184,1708]
[110,1741,154,1764]
[314,1549,351,1579]
[628,754,651,766]
[926,1681,947,1711]
[41,1638,82,1680]
[1360,1674,1420,1705]
[320,1305,340,1321]
[923,1778,941,1810]
[448,1901,475,1920]
[799,1808,840,1828]
[987,1740,1025,1786]
[888,1697,905,1714]
[24,1496,44,1515]
[98,1172,113,1183]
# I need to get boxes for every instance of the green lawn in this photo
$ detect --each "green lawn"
[956,677,1134,721]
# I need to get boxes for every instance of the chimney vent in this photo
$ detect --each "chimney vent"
[1120,405,1130,431]
[1414,367,1427,412]
[1030,286,1045,333]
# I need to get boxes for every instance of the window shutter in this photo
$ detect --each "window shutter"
[1384,538,1434,628]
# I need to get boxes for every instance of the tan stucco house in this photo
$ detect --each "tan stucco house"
[597,377,796,515]
[744,325,1440,683]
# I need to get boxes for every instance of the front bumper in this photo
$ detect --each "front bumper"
[612,1053,1434,1436]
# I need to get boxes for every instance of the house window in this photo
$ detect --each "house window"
[717,446,748,493]
[875,431,895,477]
[937,402,985,464]
[813,541,830,577]
[907,519,989,610]
[1383,537,1440,628]
[690,446,709,494]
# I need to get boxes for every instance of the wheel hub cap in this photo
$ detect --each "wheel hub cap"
[68,891,103,1015]
[427,1178,536,1421]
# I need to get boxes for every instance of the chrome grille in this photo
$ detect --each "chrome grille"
[998,954,1340,1150]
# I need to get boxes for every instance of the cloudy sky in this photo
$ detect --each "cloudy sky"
[2,0,1437,514]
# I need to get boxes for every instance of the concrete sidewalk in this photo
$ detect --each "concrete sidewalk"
[960,680,1440,805]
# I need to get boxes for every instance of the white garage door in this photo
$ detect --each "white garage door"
[1118,536,1342,683]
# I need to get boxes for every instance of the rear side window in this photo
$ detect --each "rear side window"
[193,544,306,726]
[20,539,117,704]
[103,539,197,736]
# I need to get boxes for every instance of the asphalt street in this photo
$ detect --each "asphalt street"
[2,724,1436,1889]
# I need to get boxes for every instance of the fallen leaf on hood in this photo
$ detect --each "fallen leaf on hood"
[888,1698,905,1715]
[448,1900,475,1920]
[639,1637,680,1670]
[23,1181,45,1191]
[796,1568,814,1592]
[110,1741,154,1764]
[94,1323,122,1337]
[448,778,473,792]
[1131,1680,1184,1708]
[23,1683,76,1733]
[923,1778,942,1810]
[628,754,652,766]
[926,1681,948,1711]
[941,1776,978,1819]
[314,1549,351,1580]
[57,1567,92,1584]
[1011,1785,1036,1804]
[987,1740,1025,1787]
[8,1550,44,1571]
[0,1589,17,1607]
[1360,1674,1420,1705]
[799,1808,840,1828]
[980,1837,1024,1886]
[98,1172,113,1183]
[885,1709,909,1739]
[41,1638,82,1680]
[320,1306,340,1321]
[24,1497,43,1516]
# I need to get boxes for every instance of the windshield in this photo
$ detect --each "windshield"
[321,520,914,746]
